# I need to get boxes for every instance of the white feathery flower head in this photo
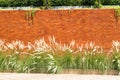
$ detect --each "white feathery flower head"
[7,43,15,50]
[89,42,95,49]
[69,40,75,48]
[78,44,83,52]
[112,40,120,52]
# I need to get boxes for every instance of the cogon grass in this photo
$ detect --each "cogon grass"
[0,37,119,74]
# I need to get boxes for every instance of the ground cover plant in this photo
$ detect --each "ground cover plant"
[0,37,119,75]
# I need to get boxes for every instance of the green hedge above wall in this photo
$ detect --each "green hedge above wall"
[0,0,119,7]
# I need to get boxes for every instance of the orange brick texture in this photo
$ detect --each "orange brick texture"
[0,9,119,49]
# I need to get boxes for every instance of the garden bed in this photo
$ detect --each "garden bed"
[0,38,119,75]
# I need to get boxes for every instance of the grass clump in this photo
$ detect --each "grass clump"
[0,37,119,75]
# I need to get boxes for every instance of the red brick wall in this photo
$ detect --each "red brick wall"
[0,9,119,48]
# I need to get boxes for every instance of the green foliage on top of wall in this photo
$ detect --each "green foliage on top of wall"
[51,0,82,6]
[0,0,119,7]
[115,8,120,22]
[115,8,120,17]
[93,0,102,8]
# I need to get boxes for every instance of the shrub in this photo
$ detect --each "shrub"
[0,0,119,7]
[94,0,102,8]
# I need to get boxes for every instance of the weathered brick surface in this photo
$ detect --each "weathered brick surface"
[0,9,118,48]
